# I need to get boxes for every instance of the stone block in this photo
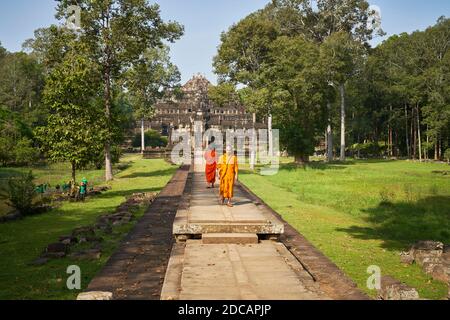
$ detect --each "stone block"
[379,276,420,300]
[77,291,113,300]
[202,233,259,245]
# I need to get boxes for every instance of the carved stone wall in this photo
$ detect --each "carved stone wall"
[142,74,265,137]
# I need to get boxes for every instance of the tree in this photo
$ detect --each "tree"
[270,0,384,43]
[213,12,278,86]
[35,43,106,183]
[0,51,45,126]
[23,26,77,74]
[214,0,379,163]
[320,31,364,160]
[0,42,6,60]
[55,0,184,181]
[421,17,450,160]
[123,45,181,154]
[208,82,240,107]
[264,36,328,163]
[0,106,38,166]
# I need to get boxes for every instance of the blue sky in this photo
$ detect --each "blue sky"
[0,0,448,84]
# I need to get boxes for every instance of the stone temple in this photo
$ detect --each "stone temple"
[144,74,265,138]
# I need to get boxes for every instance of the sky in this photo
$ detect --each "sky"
[0,0,449,84]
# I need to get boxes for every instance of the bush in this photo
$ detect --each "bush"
[132,130,168,149]
[0,136,14,166]
[444,149,450,163]
[7,171,36,215]
[14,138,39,165]
[350,142,387,158]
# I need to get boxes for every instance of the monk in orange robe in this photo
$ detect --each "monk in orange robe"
[204,146,217,188]
[218,146,238,207]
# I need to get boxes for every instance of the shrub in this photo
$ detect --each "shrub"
[0,136,14,166]
[350,142,387,158]
[7,171,36,215]
[14,138,39,165]
[444,149,450,163]
[132,130,168,149]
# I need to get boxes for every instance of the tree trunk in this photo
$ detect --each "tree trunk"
[268,113,273,158]
[250,113,256,170]
[438,137,442,160]
[412,106,416,159]
[326,102,333,162]
[141,119,145,155]
[339,84,346,161]
[435,141,439,160]
[417,104,422,162]
[388,105,393,157]
[104,63,113,181]
[71,161,76,183]
[405,104,410,158]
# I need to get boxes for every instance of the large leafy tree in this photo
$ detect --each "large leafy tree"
[421,17,450,160]
[265,36,328,162]
[0,51,45,126]
[319,31,365,160]
[362,18,449,160]
[0,42,6,59]
[23,26,77,75]
[270,0,382,42]
[213,12,278,87]
[208,82,240,108]
[36,43,106,183]
[214,0,379,162]
[55,0,184,181]
[123,45,181,153]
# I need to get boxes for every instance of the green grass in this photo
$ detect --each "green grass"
[0,155,178,300]
[0,162,111,216]
[240,158,450,300]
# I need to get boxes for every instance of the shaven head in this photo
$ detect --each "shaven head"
[226,145,232,155]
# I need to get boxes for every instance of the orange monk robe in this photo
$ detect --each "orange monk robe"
[204,149,217,184]
[218,154,238,199]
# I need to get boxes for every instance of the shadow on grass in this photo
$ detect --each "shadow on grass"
[337,196,450,251]
[118,168,176,179]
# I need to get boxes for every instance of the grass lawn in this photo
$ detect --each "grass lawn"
[0,154,178,300]
[0,162,112,216]
[240,158,450,299]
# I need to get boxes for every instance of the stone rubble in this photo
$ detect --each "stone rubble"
[378,276,420,300]
[31,192,157,266]
[400,241,450,288]
[77,291,113,300]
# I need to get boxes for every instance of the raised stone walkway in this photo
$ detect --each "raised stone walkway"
[83,163,368,300]
[160,166,367,300]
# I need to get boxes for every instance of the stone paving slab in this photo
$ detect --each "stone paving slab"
[173,172,284,237]
[83,165,189,300]
[161,240,329,300]
[202,233,259,244]
[239,182,370,300]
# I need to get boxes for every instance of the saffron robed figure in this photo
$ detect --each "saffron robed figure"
[217,146,239,207]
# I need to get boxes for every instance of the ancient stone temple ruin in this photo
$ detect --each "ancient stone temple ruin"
[144,74,265,137]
